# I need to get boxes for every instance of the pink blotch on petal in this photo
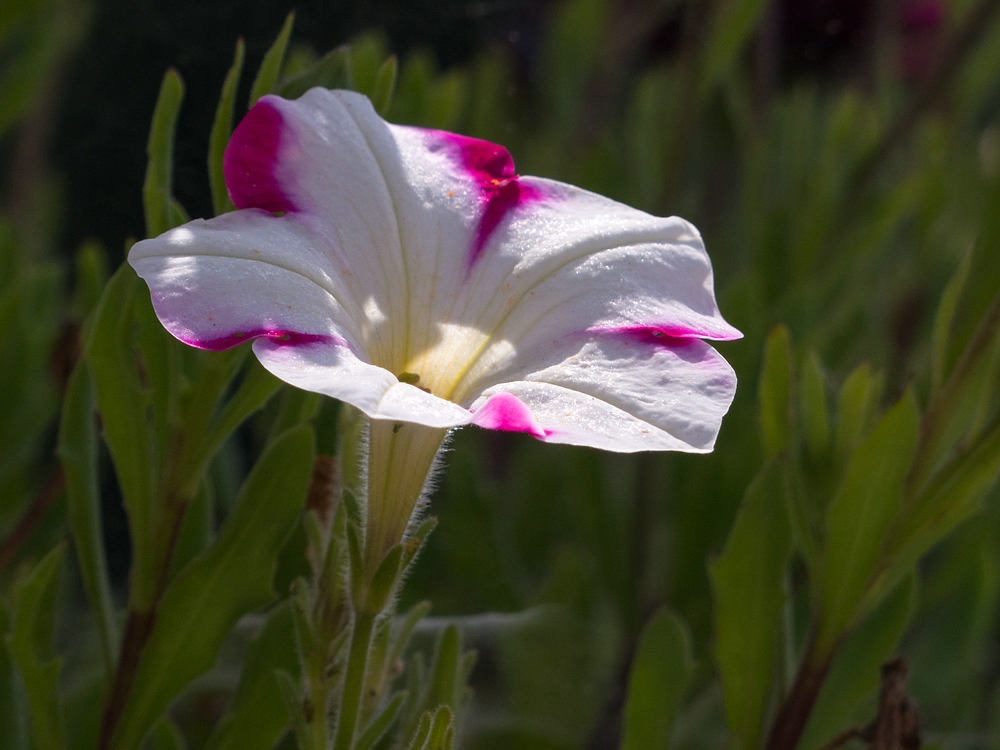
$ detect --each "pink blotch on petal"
[425,130,548,266]
[178,328,335,352]
[224,99,298,214]
[593,321,743,344]
[471,392,549,439]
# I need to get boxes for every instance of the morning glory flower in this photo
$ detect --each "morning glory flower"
[129,88,740,570]
[129,88,740,455]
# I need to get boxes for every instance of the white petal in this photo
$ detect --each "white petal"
[128,211,360,350]
[469,334,737,453]
[252,338,471,429]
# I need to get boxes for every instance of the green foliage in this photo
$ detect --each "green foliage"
[619,608,693,750]
[710,462,792,750]
[203,604,300,750]
[4,544,65,750]
[817,392,920,651]
[144,69,186,238]
[209,38,246,216]
[5,4,1000,750]
[109,425,315,750]
[249,12,295,107]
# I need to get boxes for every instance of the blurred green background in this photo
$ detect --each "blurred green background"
[4,0,1000,749]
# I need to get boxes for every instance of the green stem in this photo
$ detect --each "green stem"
[333,610,376,750]
[307,662,330,750]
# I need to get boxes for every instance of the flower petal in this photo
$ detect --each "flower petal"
[252,337,471,429]
[470,333,737,453]
[128,210,360,350]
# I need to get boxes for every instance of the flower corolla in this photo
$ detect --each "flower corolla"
[129,88,740,453]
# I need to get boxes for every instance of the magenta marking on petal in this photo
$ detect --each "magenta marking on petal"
[178,328,335,352]
[471,392,548,439]
[425,130,547,267]
[224,99,298,214]
[593,322,743,344]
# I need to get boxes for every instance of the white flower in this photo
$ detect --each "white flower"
[129,88,740,457]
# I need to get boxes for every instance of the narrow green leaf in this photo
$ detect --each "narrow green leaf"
[267,386,321,444]
[799,575,916,750]
[710,462,792,750]
[249,12,295,107]
[209,38,245,216]
[932,250,973,393]
[168,478,214,578]
[371,55,398,115]
[110,425,315,750]
[818,392,920,652]
[275,669,310,750]
[833,363,878,465]
[389,601,432,668]
[356,691,406,750]
[278,46,352,99]
[869,411,1000,607]
[0,619,29,750]
[425,624,461,711]
[5,544,65,750]
[366,543,402,614]
[699,0,768,98]
[57,363,117,678]
[146,717,186,750]
[405,711,432,750]
[402,517,437,572]
[426,705,453,750]
[200,357,282,465]
[143,68,185,238]
[759,325,794,460]
[203,604,299,750]
[85,264,157,607]
[620,608,693,750]
[72,240,109,322]
[800,351,831,460]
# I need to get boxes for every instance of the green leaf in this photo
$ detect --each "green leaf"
[799,574,916,750]
[620,608,693,750]
[146,717,186,750]
[425,624,461,712]
[699,0,768,98]
[72,240,109,322]
[199,357,282,465]
[203,604,299,750]
[710,461,792,750]
[800,351,831,460]
[57,363,117,679]
[759,325,794,460]
[371,55,398,116]
[818,391,920,653]
[356,691,406,750]
[5,544,65,750]
[0,614,28,750]
[85,264,157,606]
[275,669,310,750]
[109,425,315,750]
[209,38,245,216]
[833,363,879,465]
[267,386,321,444]
[932,250,973,393]
[249,12,295,107]
[143,68,185,238]
[366,543,402,614]
[279,46,352,99]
